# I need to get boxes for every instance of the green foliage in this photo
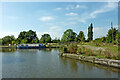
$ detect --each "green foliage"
[77,31,85,42]
[17,30,38,44]
[21,39,27,44]
[52,38,60,43]
[87,23,93,41]
[2,35,15,45]
[61,29,77,42]
[0,39,2,45]
[60,45,68,53]
[74,37,79,42]
[40,34,51,43]
[46,36,51,43]
[116,31,120,43]
[106,29,112,43]
[106,23,117,43]
[94,37,106,43]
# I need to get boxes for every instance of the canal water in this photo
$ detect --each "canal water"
[1,48,120,78]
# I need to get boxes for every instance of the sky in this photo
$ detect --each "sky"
[0,2,118,40]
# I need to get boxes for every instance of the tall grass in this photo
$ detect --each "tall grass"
[60,43,120,60]
[67,43,77,54]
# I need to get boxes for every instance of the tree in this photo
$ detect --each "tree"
[88,23,93,41]
[52,38,60,43]
[34,38,39,43]
[0,39,2,45]
[2,35,15,45]
[18,31,26,40]
[101,37,106,42]
[113,28,117,41]
[106,29,112,43]
[61,29,77,42]
[17,30,38,44]
[25,30,38,43]
[77,31,85,42]
[106,24,117,43]
[21,39,27,44]
[46,36,51,43]
[39,34,51,43]
[94,37,106,43]
[115,30,120,43]
[74,37,79,42]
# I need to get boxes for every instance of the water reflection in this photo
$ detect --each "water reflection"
[59,56,68,66]
[1,48,16,52]
[69,60,78,73]
[2,48,120,78]
[40,48,52,52]
[2,56,25,64]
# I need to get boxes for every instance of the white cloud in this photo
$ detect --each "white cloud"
[93,27,109,39]
[37,26,63,39]
[55,8,62,10]
[66,12,78,16]
[65,4,87,10]
[0,32,19,38]
[68,17,86,23]
[76,5,80,8]
[76,4,87,8]
[39,16,54,21]
[66,7,69,10]
[68,2,117,23]
[90,2,117,18]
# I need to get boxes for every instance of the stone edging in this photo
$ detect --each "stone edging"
[59,53,120,68]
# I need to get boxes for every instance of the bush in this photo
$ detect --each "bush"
[60,45,68,53]
[67,43,78,54]
[77,47,82,54]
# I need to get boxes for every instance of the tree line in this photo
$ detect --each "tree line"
[0,22,120,45]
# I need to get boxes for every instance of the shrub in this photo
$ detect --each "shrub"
[60,45,68,53]
[67,43,78,54]
[77,47,82,54]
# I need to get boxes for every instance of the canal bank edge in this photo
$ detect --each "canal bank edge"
[59,53,120,68]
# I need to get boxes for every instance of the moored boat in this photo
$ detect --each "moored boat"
[17,43,46,49]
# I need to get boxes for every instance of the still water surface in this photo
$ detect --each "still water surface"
[1,48,120,78]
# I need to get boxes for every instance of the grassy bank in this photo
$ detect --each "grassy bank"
[60,42,120,60]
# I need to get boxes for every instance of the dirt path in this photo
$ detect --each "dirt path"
[77,45,106,51]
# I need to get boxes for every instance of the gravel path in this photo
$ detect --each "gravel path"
[78,45,106,51]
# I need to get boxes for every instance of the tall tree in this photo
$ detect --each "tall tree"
[87,23,93,41]
[77,31,85,42]
[106,22,117,43]
[61,29,77,42]
[106,29,112,43]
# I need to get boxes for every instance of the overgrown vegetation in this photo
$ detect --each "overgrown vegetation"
[59,42,120,60]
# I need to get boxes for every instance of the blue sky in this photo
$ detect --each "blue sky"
[1,2,118,39]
